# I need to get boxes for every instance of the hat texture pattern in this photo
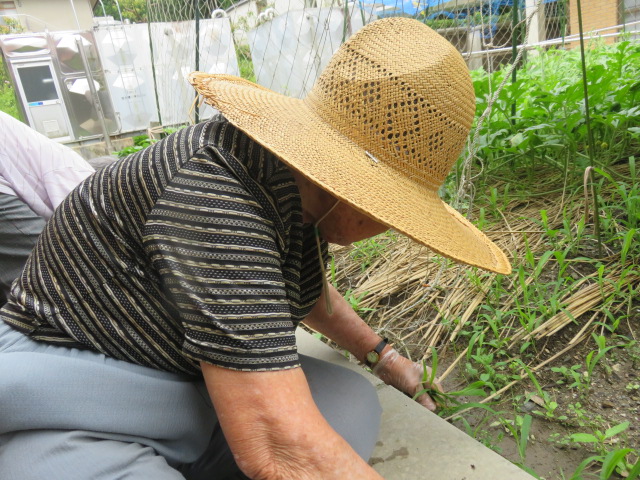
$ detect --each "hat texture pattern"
[189,17,511,274]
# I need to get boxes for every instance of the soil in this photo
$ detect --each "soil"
[315,308,640,479]
[443,317,640,480]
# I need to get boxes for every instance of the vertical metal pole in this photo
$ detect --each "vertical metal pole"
[147,16,163,126]
[576,0,596,167]
[194,0,200,124]
[560,0,567,46]
[576,0,601,255]
[342,0,349,43]
[114,0,124,23]
[69,0,82,30]
[76,37,113,154]
[511,0,519,121]
[525,0,540,47]
[97,0,107,18]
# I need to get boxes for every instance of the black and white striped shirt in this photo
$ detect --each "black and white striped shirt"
[1,119,327,374]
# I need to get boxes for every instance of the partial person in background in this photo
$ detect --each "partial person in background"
[0,110,94,304]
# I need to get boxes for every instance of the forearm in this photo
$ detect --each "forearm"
[303,284,390,364]
[202,362,384,480]
[231,412,382,480]
[303,285,440,411]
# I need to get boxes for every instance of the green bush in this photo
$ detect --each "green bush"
[236,44,256,83]
[114,134,156,158]
[0,17,22,120]
[469,40,640,178]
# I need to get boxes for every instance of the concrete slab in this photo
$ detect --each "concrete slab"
[296,329,535,480]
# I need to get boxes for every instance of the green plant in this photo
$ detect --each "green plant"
[413,351,498,418]
[0,36,21,120]
[464,349,518,392]
[114,134,156,158]
[350,231,396,272]
[418,378,497,418]
[458,415,504,453]
[583,334,629,392]
[570,422,629,455]
[236,44,256,83]
[499,414,539,477]
[567,402,591,428]
[93,0,147,23]
[469,41,640,184]
[424,18,463,30]
[343,289,374,314]
[0,81,20,119]
[328,254,337,288]
[566,422,639,478]
[551,335,630,395]
[520,363,567,421]
[0,16,23,35]
[568,449,638,480]
[551,364,584,390]
[625,382,640,392]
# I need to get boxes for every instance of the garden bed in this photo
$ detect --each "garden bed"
[325,39,640,479]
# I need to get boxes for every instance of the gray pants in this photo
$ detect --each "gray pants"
[0,321,382,479]
[0,193,46,305]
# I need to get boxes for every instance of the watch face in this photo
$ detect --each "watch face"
[366,351,379,365]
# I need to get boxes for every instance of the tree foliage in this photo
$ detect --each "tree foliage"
[0,17,23,119]
[94,0,148,23]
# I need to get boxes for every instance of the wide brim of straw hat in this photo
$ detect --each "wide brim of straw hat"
[189,73,511,275]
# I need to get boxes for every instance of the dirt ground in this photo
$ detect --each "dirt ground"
[329,207,639,479]
[445,318,640,480]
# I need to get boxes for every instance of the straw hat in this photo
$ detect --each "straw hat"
[189,17,511,274]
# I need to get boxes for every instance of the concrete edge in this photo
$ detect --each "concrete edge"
[295,329,535,480]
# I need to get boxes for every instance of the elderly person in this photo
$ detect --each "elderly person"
[0,111,94,305]
[0,17,510,480]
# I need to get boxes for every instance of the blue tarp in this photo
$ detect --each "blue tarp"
[373,0,451,17]
[371,0,559,19]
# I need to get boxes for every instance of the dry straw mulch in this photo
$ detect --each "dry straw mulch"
[330,173,638,397]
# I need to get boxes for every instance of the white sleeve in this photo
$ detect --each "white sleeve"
[0,111,95,219]
[42,162,96,212]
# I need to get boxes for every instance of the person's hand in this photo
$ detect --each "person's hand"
[372,348,443,412]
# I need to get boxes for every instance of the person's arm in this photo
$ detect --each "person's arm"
[303,284,441,411]
[0,111,94,219]
[42,163,94,211]
[142,144,383,478]
[201,361,385,480]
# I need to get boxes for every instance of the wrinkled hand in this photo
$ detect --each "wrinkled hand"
[372,348,443,412]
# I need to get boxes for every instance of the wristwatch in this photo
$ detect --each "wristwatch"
[365,338,388,368]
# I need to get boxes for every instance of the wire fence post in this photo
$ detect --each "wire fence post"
[575,0,596,168]
[194,0,200,124]
[575,0,602,256]
[511,0,519,122]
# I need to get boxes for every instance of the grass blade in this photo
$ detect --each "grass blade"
[600,448,632,480]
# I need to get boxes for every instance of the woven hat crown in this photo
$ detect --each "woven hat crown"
[187,17,511,274]
[306,18,476,188]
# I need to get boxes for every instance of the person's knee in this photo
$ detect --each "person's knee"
[300,356,382,459]
[321,364,382,459]
[0,430,185,480]
[335,365,382,418]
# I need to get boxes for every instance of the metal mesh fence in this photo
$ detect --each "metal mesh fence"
[135,0,640,116]
[0,0,601,140]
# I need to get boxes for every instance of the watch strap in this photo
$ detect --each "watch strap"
[365,338,388,367]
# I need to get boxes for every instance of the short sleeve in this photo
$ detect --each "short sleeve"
[143,154,299,371]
